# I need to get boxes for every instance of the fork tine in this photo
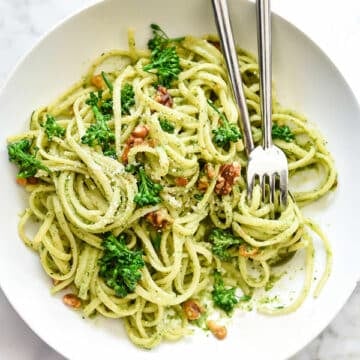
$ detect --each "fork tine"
[246,169,255,200]
[279,169,288,206]
[269,173,276,203]
[260,174,267,202]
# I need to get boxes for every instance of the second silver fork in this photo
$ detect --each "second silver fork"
[247,0,288,206]
[212,0,289,206]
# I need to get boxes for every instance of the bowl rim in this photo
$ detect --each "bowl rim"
[0,1,359,359]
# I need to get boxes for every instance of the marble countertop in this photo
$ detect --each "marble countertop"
[0,0,359,359]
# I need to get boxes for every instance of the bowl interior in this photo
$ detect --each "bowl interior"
[0,0,359,359]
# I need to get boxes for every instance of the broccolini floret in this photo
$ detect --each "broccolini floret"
[147,23,182,51]
[211,270,239,314]
[86,91,113,118]
[41,114,65,140]
[209,228,243,261]
[208,100,242,148]
[143,24,183,88]
[121,83,135,115]
[98,233,145,297]
[134,166,163,207]
[81,91,115,157]
[159,118,175,133]
[272,124,295,142]
[99,72,135,116]
[7,139,50,179]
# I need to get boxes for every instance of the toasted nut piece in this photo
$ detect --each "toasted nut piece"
[205,163,216,179]
[121,145,131,164]
[16,177,27,186]
[239,244,259,258]
[122,124,150,163]
[132,125,149,139]
[146,209,173,230]
[154,85,173,107]
[27,176,39,185]
[215,162,241,195]
[207,320,227,340]
[91,74,105,89]
[182,299,203,320]
[175,177,188,187]
[133,138,145,146]
[63,294,81,309]
[197,176,209,192]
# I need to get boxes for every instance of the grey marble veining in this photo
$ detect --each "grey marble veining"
[0,1,359,359]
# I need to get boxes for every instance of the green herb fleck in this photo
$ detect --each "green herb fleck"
[194,193,204,201]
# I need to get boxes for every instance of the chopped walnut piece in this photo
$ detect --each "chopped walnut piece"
[154,85,173,107]
[175,177,188,187]
[27,176,39,185]
[91,74,105,89]
[121,147,131,163]
[146,209,173,230]
[239,244,259,258]
[182,299,203,320]
[132,125,149,138]
[121,125,150,163]
[205,163,216,179]
[207,320,227,340]
[215,162,241,195]
[63,294,81,309]
[196,164,216,192]
[16,177,27,186]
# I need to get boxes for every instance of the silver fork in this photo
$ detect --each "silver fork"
[211,0,288,206]
[247,0,288,205]
[211,0,254,157]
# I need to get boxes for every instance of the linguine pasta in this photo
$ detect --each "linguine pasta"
[8,28,336,349]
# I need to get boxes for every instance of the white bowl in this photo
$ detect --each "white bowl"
[0,0,359,359]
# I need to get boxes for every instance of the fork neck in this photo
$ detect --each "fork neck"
[212,0,255,156]
[256,0,273,150]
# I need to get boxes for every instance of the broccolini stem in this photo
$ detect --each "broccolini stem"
[101,71,113,92]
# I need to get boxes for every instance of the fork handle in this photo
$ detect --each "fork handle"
[256,0,273,149]
[211,0,254,155]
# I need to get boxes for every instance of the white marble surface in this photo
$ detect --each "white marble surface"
[0,0,359,359]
